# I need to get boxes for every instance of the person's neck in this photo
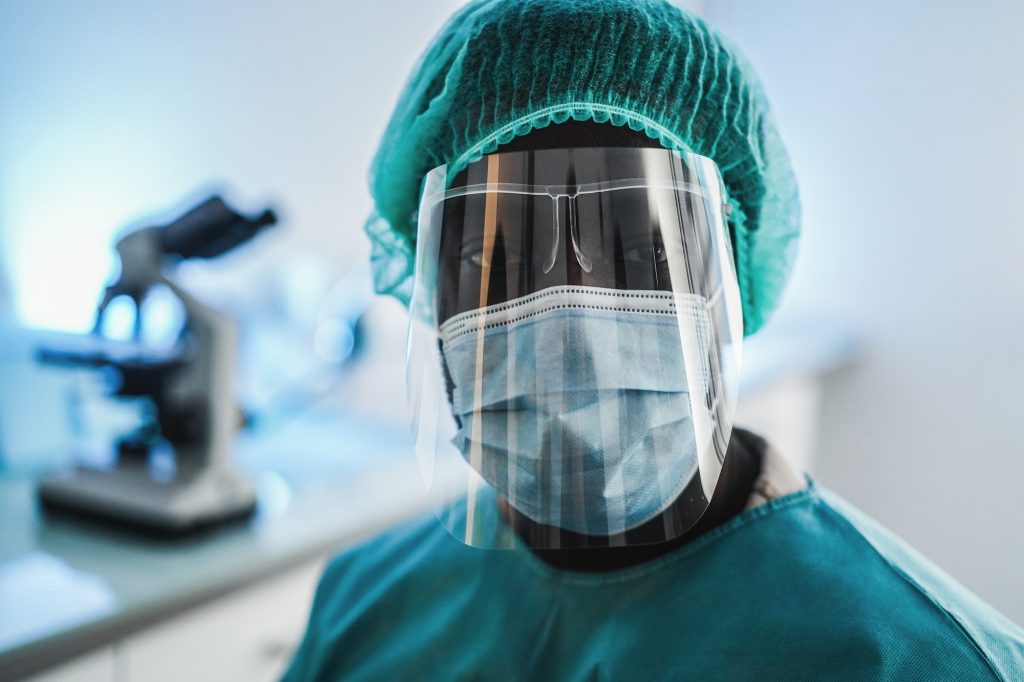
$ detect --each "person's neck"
[510,428,764,573]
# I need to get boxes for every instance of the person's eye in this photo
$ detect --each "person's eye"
[461,241,523,269]
[462,243,490,268]
[466,249,489,267]
[622,242,668,265]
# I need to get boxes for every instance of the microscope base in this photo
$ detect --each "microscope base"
[39,463,258,534]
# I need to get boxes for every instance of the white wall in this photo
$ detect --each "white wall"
[704,0,1024,622]
[0,0,463,332]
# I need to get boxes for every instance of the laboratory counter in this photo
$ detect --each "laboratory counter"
[0,408,427,681]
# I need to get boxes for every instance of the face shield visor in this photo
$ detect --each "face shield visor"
[407,146,743,550]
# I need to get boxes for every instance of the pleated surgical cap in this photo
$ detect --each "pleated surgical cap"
[365,0,800,336]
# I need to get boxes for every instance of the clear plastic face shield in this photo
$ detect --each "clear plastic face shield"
[407,146,743,550]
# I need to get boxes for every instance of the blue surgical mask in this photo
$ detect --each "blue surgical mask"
[439,285,711,537]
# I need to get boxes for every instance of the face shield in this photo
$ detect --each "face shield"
[407,146,743,550]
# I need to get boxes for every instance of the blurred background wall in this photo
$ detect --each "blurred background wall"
[704,0,1024,622]
[1,0,1020,623]
[0,0,479,336]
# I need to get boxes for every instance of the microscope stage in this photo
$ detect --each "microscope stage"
[39,462,257,534]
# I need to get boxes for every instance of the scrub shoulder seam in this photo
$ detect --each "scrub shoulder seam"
[817,501,1007,681]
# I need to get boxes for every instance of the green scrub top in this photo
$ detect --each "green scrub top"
[283,478,1024,681]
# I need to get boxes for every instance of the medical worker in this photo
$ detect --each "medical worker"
[284,1,1024,680]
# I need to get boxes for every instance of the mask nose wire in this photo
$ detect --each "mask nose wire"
[541,190,594,274]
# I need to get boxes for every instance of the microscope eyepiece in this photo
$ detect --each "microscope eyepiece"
[159,195,278,260]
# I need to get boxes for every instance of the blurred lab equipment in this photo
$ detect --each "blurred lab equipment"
[36,196,277,533]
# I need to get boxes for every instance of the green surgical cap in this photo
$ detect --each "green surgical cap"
[365,0,800,336]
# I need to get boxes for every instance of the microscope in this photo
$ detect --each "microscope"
[37,196,277,533]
